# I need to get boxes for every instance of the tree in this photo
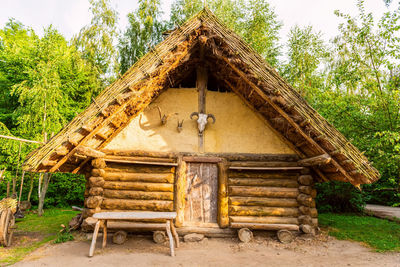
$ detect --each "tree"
[170,0,282,67]
[118,0,167,74]
[74,0,119,80]
[282,25,328,99]
[319,0,400,206]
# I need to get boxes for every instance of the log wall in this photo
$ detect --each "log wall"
[83,158,176,219]
[227,164,318,231]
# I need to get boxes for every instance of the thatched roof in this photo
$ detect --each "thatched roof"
[22,8,380,186]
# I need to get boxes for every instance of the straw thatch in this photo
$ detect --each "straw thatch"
[22,8,379,186]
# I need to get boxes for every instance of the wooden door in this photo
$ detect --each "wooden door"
[184,163,218,225]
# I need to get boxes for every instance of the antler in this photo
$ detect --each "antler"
[190,112,199,120]
[207,114,216,124]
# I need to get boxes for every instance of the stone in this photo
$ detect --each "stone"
[184,233,204,242]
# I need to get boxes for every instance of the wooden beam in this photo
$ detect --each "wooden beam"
[229,166,303,171]
[298,154,332,167]
[219,55,355,182]
[104,158,178,167]
[75,146,106,158]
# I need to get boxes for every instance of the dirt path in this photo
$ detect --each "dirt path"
[365,204,400,222]
[13,232,400,267]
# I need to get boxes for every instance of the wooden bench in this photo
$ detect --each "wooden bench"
[89,211,179,257]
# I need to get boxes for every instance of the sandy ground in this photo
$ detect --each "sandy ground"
[366,204,400,221]
[13,232,400,267]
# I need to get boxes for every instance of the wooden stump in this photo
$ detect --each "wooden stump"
[153,231,166,244]
[277,230,294,244]
[238,228,253,243]
[112,230,127,245]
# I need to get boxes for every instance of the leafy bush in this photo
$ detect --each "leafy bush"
[316,182,365,213]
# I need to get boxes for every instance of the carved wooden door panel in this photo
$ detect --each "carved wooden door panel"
[184,163,218,225]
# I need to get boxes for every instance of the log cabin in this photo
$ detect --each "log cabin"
[23,9,379,239]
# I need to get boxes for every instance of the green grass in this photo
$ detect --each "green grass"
[319,213,400,252]
[0,208,79,266]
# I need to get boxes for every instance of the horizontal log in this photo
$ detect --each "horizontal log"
[228,178,298,188]
[229,186,299,198]
[89,187,104,196]
[104,172,174,183]
[92,158,106,169]
[230,222,299,231]
[229,171,298,179]
[298,175,314,185]
[229,206,299,217]
[229,216,298,224]
[76,146,105,158]
[229,197,298,207]
[103,181,174,192]
[298,154,331,167]
[101,150,299,162]
[101,199,173,211]
[88,177,105,187]
[182,156,223,163]
[105,158,178,167]
[105,164,174,174]
[103,189,173,200]
[299,186,317,198]
[105,155,176,163]
[297,194,313,207]
[229,166,303,171]
[85,196,103,209]
[229,161,299,167]
[92,169,106,177]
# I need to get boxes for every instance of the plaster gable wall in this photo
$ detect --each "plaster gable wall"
[105,88,295,154]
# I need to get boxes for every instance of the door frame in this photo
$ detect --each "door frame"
[174,156,229,228]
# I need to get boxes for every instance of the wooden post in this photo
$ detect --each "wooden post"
[196,57,207,152]
[217,160,229,228]
[174,157,186,227]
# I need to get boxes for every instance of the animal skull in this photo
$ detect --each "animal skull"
[190,112,216,134]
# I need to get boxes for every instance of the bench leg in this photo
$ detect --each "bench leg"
[102,220,107,249]
[170,219,179,248]
[89,220,101,257]
[165,220,175,257]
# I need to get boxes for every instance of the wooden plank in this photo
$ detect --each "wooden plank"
[229,186,299,198]
[229,206,299,217]
[105,155,176,163]
[105,164,174,173]
[228,178,298,187]
[93,211,177,220]
[228,171,298,179]
[230,222,299,231]
[229,196,298,207]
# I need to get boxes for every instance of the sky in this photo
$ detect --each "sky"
[0,0,394,44]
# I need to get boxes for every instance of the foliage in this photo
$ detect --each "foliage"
[316,182,366,212]
[170,0,282,67]
[118,0,167,74]
[74,0,119,79]
[54,230,74,244]
[282,25,328,98]
[0,209,79,265]
[319,213,400,252]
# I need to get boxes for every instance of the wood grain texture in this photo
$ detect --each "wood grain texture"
[217,160,229,228]
[103,189,173,200]
[101,199,173,211]
[228,196,298,207]
[229,186,299,198]
[229,206,299,217]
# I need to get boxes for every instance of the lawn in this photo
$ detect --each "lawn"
[319,213,400,252]
[0,208,79,266]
